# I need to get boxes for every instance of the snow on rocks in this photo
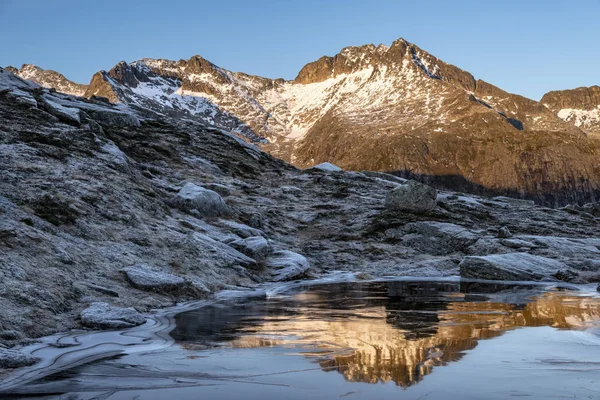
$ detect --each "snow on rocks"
[385,180,437,213]
[80,302,146,330]
[267,250,311,282]
[459,253,568,281]
[306,162,342,172]
[0,349,40,369]
[172,183,230,217]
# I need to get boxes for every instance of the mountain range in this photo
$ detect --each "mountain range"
[6,38,600,205]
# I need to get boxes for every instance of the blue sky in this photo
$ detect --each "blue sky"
[1,0,598,100]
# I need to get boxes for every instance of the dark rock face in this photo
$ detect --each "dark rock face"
[84,71,119,102]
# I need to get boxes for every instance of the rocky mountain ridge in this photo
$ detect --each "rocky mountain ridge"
[7,38,600,205]
[6,64,88,97]
[541,85,600,136]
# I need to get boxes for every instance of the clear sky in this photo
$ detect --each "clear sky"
[1,0,598,100]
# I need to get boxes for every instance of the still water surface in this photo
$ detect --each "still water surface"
[10,280,600,399]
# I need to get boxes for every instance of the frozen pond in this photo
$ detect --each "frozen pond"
[3,279,600,399]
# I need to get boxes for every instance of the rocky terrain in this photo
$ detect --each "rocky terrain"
[10,38,600,205]
[1,67,600,372]
[542,85,600,137]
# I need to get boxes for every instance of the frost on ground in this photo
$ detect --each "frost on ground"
[1,68,600,369]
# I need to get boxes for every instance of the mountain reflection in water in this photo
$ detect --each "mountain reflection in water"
[172,281,600,387]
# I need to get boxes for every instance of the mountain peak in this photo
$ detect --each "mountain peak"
[6,63,88,97]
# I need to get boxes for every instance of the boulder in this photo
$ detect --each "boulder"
[597,284,600,292]
[80,302,146,330]
[497,226,512,238]
[385,180,437,213]
[173,183,230,217]
[122,264,186,293]
[459,253,568,281]
[226,236,272,263]
[401,221,478,255]
[0,349,39,369]
[267,250,311,282]
[307,162,342,172]
[500,238,536,249]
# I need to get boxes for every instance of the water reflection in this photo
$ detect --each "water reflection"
[173,281,600,387]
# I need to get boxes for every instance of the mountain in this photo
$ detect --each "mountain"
[2,65,600,360]
[541,86,600,136]
[7,64,88,97]
[9,38,600,204]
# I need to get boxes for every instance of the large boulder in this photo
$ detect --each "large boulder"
[226,236,272,264]
[267,250,311,282]
[172,183,230,217]
[459,253,568,281]
[122,264,211,297]
[400,221,479,255]
[80,302,146,330]
[122,264,186,293]
[385,180,437,213]
[0,349,39,369]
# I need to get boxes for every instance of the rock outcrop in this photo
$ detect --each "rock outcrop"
[172,183,231,217]
[385,181,437,213]
[267,251,311,282]
[80,302,146,329]
[459,253,568,281]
